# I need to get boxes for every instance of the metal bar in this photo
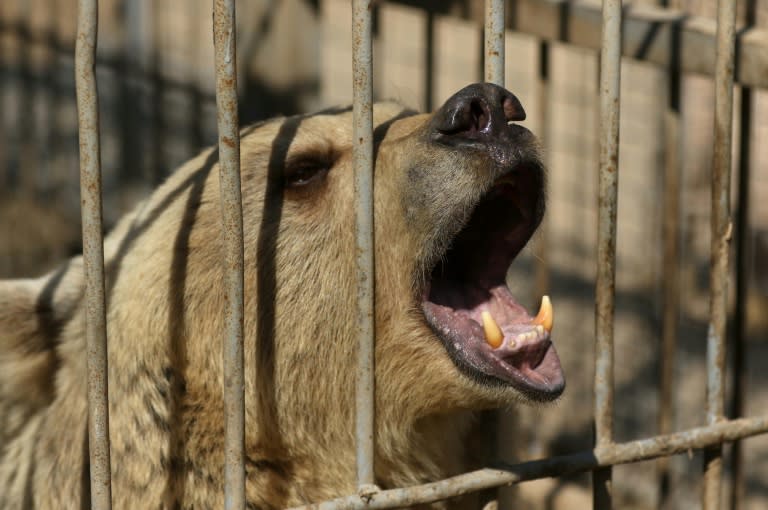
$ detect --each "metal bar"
[212,1,246,508]
[484,0,505,85]
[703,0,736,508]
[124,0,151,184]
[656,2,681,507]
[534,39,551,301]
[18,0,37,197]
[352,0,376,493]
[594,0,621,507]
[729,5,757,509]
[423,10,434,112]
[75,1,112,508]
[728,86,751,510]
[484,2,508,507]
[288,416,768,510]
[729,81,754,510]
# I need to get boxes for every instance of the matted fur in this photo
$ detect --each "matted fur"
[0,100,544,509]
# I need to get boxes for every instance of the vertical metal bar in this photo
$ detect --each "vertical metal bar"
[728,91,753,510]
[124,0,151,184]
[36,2,58,198]
[729,6,756,509]
[657,4,681,507]
[352,0,376,492]
[534,40,550,300]
[212,1,246,508]
[19,0,37,197]
[484,0,505,86]
[703,0,736,508]
[423,10,435,112]
[75,0,112,508]
[729,85,751,510]
[594,0,622,508]
[484,3,507,506]
[531,38,551,500]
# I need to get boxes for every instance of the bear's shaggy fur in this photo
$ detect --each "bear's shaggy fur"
[0,86,559,509]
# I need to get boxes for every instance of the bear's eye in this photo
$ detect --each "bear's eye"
[284,156,333,189]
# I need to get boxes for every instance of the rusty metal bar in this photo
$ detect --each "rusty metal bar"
[212,1,246,508]
[288,416,768,510]
[703,0,736,508]
[75,1,112,508]
[484,0,505,85]
[352,0,376,492]
[594,0,622,507]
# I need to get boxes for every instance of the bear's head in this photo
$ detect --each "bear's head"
[114,83,564,486]
[220,83,564,432]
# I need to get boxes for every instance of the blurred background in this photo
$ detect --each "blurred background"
[1,0,767,508]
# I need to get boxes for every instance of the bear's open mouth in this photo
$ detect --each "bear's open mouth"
[421,163,565,401]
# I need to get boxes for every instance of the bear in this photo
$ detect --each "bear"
[0,82,563,509]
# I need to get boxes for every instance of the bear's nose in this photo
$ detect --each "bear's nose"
[431,83,526,140]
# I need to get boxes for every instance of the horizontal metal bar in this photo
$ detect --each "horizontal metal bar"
[75,0,113,508]
[390,0,768,89]
[288,416,768,510]
[212,0,246,508]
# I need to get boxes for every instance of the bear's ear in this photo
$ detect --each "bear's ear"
[283,150,338,192]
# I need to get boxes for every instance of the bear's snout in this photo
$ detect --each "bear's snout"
[429,82,527,142]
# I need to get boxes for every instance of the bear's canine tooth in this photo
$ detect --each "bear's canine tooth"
[481,311,503,348]
[532,295,554,332]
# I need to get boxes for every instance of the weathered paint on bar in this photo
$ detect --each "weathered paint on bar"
[288,416,768,510]
[212,1,246,508]
[352,0,377,493]
[75,0,113,508]
[703,0,736,508]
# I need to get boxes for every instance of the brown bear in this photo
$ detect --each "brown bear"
[0,83,563,509]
